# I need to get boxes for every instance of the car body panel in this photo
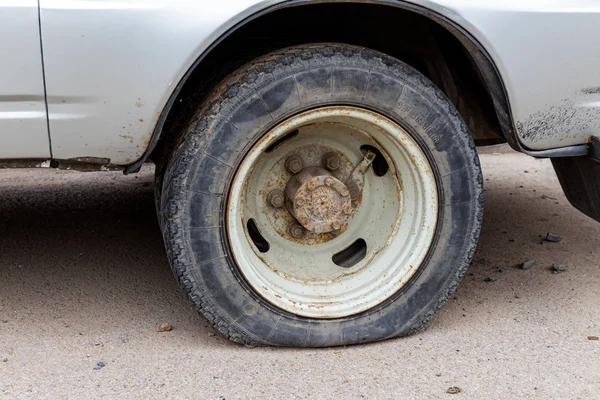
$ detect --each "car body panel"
[25,0,600,165]
[39,0,275,165]
[426,0,600,150]
[0,1,50,159]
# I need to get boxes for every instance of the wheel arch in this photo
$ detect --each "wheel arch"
[125,0,516,174]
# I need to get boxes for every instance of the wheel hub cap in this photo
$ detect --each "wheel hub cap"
[284,167,351,233]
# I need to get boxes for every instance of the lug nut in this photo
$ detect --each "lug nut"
[307,181,316,191]
[267,189,285,208]
[332,220,342,230]
[285,155,303,174]
[288,221,306,238]
[322,152,341,171]
[325,177,333,186]
[296,196,306,207]
[342,205,352,214]
[348,186,359,200]
[340,188,349,197]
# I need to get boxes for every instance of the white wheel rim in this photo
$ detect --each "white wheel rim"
[226,106,438,318]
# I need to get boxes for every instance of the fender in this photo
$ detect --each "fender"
[124,0,515,173]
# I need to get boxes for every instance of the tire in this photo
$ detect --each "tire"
[158,43,483,347]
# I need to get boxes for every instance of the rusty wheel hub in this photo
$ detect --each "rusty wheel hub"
[284,167,351,234]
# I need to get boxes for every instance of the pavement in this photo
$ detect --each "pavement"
[0,150,599,399]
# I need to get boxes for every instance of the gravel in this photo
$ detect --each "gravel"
[156,323,172,332]
[552,263,568,274]
[545,232,563,243]
[93,361,106,370]
[520,259,535,270]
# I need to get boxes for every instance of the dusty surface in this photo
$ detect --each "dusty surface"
[1,152,599,399]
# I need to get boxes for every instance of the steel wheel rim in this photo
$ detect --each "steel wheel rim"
[226,106,438,318]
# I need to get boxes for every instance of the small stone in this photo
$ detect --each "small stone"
[93,361,106,370]
[156,323,172,332]
[588,336,599,341]
[551,263,567,274]
[545,232,563,243]
[435,373,442,377]
[484,276,497,282]
[520,259,535,270]
[2,358,7,362]
[446,387,462,394]
[208,333,216,337]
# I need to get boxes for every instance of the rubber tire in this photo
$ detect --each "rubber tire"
[158,43,483,347]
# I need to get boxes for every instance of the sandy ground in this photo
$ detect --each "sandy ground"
[0,151,599,399]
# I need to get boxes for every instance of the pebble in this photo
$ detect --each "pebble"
[552,263,567,274]
[484,276,498,282]
[157,323,172,332]
[93,361,106,370]
[545,232,563,243]
[2,358,7,362]
[446,387,462,394]
[520,259,535,270]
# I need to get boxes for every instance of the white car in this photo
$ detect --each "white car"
[3,0,600,347]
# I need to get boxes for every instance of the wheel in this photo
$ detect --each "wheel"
[158,43,483,347]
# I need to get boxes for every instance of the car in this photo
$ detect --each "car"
[3,0,600,347]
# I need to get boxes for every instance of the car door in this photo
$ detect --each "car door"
[0,1,50,159]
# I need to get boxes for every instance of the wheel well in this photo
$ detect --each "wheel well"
[147,2,512,171]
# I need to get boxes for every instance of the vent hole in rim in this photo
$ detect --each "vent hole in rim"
[332,238,367,268]
[247,218,270,253]
[265,129,299,153]
[360,145,389,177]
